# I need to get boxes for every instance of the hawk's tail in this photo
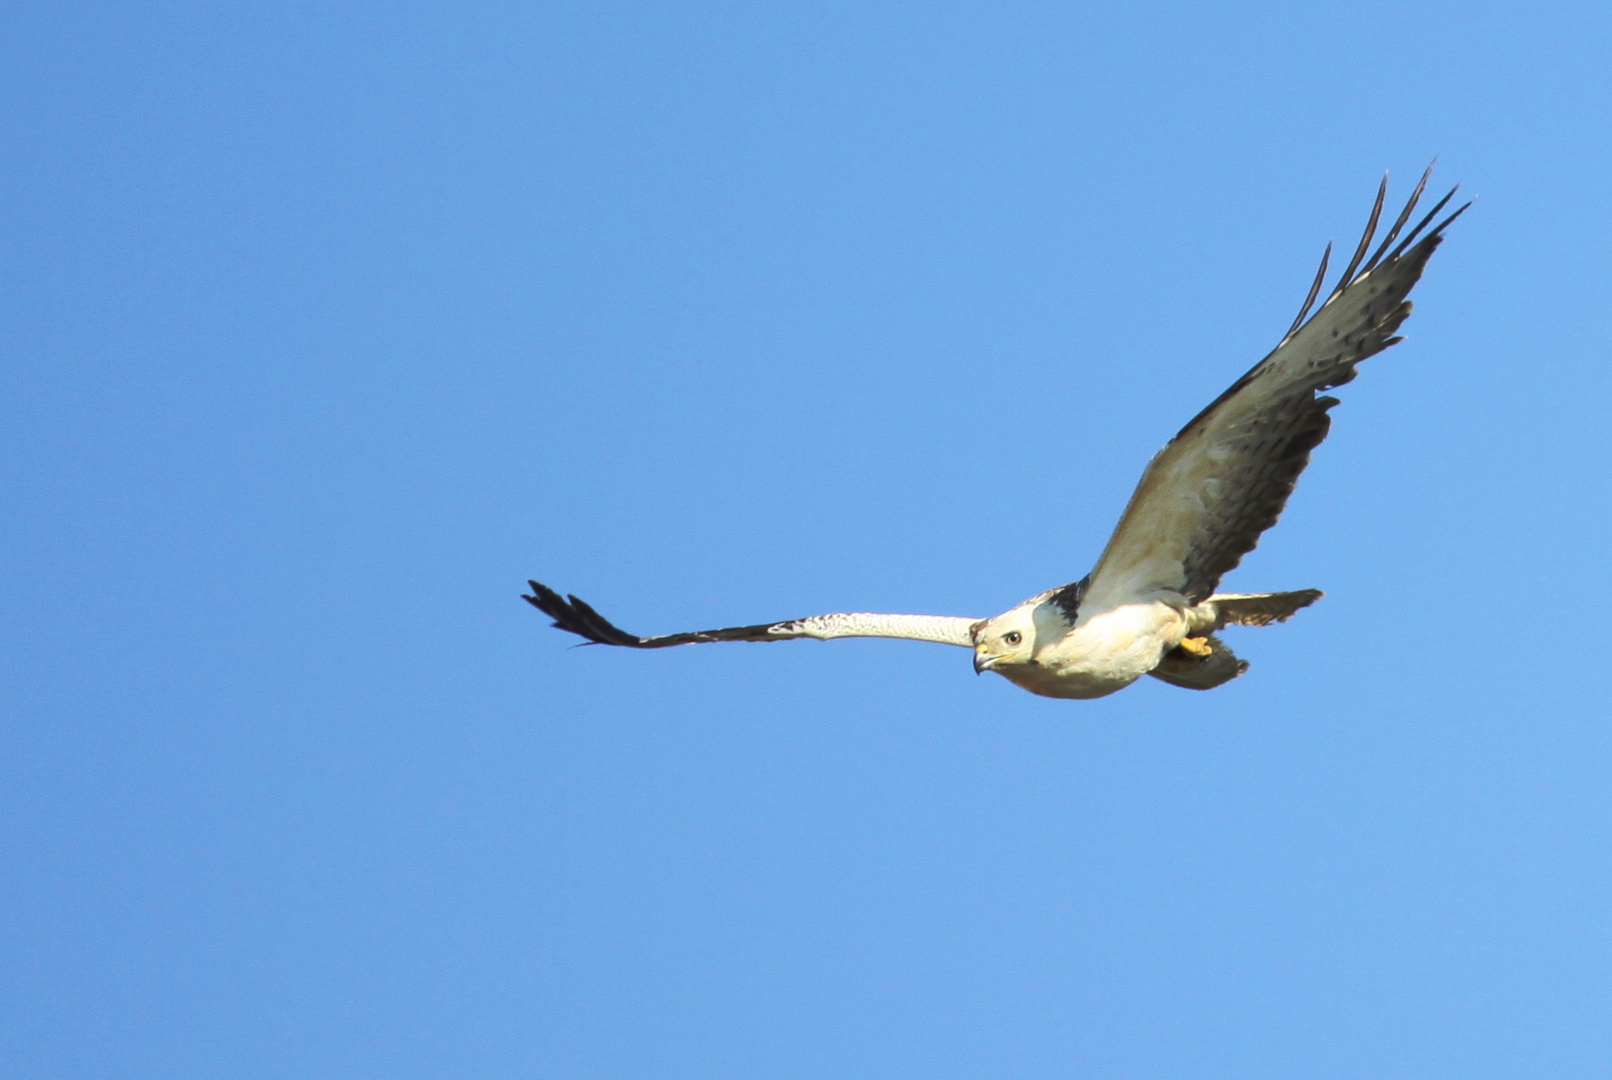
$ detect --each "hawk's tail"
[1204,589,1323,628]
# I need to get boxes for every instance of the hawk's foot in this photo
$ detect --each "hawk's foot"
[1177,636,1213,659]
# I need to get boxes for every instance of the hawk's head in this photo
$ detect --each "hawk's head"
[970,608,1038,675]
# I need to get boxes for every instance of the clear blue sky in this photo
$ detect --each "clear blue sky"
[5,2,1611,1077]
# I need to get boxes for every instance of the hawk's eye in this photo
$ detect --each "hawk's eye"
[1004,631,1022,646]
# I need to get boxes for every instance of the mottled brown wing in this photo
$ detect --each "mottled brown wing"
[1085,171,1466,609]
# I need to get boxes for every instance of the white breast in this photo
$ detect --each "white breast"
[1001,599,1186,700]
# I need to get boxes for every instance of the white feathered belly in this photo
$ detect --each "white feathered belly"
[1000,601,1185,700]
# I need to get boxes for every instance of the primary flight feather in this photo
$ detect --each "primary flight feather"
[527,168,1466,699]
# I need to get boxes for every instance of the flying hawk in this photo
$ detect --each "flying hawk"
[527,170,1466,699]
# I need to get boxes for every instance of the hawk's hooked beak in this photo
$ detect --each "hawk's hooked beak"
[973,651,996,675]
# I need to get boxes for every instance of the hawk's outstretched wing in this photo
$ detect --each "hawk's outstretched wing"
[1085,168,1468,610]
[524,582,980,648]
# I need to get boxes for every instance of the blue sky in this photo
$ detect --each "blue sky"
[5,2,1612,1077]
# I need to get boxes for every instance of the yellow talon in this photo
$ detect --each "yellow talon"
[1178,636,1213,658]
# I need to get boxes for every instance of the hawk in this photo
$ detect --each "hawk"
[527,169,1466,699]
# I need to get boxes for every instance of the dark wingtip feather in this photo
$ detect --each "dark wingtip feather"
[565,594,644,647]
[1283,241,1332,342]
[1388,185,1459,261]
[523,580,568,624]
[1327,173,1388,301]
[1429,199,1472,239]
[522,580,646,647]
[1283,167,1465,346]
[1363,162,1433,273]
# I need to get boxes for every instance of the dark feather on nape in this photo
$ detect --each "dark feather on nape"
[1327,173,1387,301]
[1049,576,1090,623]
[1387,186,1458,261]
[1363,163,1433,272]
[1283,241,1331,341]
